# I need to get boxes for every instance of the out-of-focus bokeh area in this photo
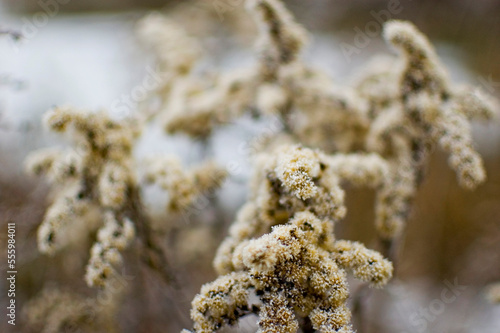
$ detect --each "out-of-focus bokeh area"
[0,0,499,332]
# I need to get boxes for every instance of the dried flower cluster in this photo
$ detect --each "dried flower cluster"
[214,145,389,274]
[143,1,495,244]
[144,156,227,212]
[191,211,391,333]
[186,145,392,332]
[25,107,141,289]
[24,287,120,333]
[190,152,394,331]
[26,107,226,288]
[131,0,497,332]
[143,0,495,239]
[367,21,496,238]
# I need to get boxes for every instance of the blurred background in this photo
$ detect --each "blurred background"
[0,0,499,332]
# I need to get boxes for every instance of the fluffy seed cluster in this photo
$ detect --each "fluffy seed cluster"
[185,145,392,332]
[191,211,392,333]
[214,145,389,275]
[24,288,119,333]
[247,0,308,80]
[143,0,495,242]
[25,107,140,289]
[26,106,227,289]
[145,1,496,332]
[144,156,227,212]
[139,0,311,139]
[364,21,497,238]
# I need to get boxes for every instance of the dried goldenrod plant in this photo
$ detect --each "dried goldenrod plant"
[134,0,496,332]
[191,211,391,333]
[24,286,121,333]
[23,0,498,332]
[25,107,227,329]
[26,107,227,286]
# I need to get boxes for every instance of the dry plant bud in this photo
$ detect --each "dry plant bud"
[325,153,389,188]
[453,86,498,120]
[44,105,75,132]
[331,240,393,287]
[247,0,308,80]
[190,272,252,333]
[275,145,320,200]
[25,148,81,183]
[144,156,227,212]
[86,213,135,287]
[37,184,90,255]
[98,163,130,209]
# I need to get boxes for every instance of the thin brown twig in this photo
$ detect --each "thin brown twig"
[127,185,178,287]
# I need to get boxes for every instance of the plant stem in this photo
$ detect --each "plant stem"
[351,283,370,333]
[128,185,177,287]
